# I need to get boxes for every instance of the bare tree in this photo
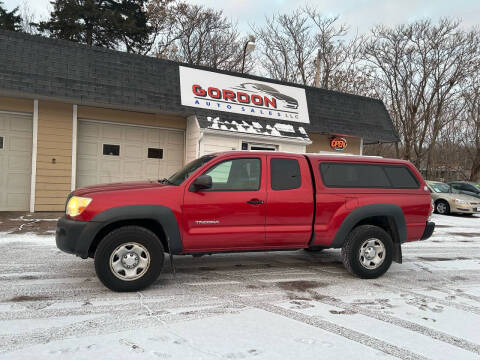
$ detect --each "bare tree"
[253,8,371,95]
[19,1,41,34]
[308,8,371,95]
[252,9,316,84]
[364,19,479,176]
[153,2,250,72]
[460,67,480,181]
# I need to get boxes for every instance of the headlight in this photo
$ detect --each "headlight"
[454,198,467,205]
[66,196,92,217]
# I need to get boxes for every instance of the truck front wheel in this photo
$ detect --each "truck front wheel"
[94,226,165,291]
[341,225,393,279]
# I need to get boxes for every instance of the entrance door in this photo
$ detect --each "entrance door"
[182,156,267,252]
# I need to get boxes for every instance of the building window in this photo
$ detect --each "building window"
[103,144,120,156]
[0,136,3,150]
[148,148,163,159]
[242,142,277,151]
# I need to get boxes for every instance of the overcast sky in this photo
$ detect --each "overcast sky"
[3,0,480,34]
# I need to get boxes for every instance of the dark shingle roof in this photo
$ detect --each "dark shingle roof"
[0,30,399,143]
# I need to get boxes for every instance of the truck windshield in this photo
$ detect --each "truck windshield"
[166,155,216,185]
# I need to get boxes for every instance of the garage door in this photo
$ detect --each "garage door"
[76,120,184,188]
[0,112,32,211]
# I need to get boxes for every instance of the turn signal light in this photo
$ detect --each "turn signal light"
[66,196,92,217]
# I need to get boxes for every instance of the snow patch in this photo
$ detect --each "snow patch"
[274,123,295,133]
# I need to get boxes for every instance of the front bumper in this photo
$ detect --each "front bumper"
[56,216,101,258]
[452,204,480,214]
[420,221,435,240]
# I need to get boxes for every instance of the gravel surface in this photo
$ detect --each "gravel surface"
[0,213,480,359]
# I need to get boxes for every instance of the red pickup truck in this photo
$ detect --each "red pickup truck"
[56,151,435,291]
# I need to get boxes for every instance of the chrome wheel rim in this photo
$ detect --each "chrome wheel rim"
[359,238,385,270]
[437,202,447,214]
[109,242,150,281]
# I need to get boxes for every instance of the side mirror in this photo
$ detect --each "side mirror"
[192,175,212,191]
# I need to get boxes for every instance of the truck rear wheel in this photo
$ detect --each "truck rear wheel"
[341,225,393,279]
[94,226,165,291]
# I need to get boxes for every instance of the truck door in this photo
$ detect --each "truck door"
[182,155,267,251]
[265,155,314,248]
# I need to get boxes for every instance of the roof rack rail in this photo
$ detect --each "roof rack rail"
[317,151,383,158]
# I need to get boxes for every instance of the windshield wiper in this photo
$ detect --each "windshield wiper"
[158,178,173,185]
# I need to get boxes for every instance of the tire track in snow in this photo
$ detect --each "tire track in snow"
[0,302,244,354]
[208,265,480,357]
[231,296,428,360]
[306,292,480,356]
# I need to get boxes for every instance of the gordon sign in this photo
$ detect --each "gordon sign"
[179,66,310,123]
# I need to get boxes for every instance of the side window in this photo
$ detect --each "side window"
[271,158,301,190]
[320,162,420,189]
[204,158,261,191]
[207,161,232,183]
[465,184,476,192]
[383,166,419,189]
[320,163,390,188]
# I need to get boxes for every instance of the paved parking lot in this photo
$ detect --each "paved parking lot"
[0,213,480,359]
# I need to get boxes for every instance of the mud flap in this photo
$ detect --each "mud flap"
[392,242,402,264]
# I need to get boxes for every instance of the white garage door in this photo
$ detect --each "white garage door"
[0,112,32,211]
[76,120,184,188]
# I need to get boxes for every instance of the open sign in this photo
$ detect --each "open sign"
[330,137,347,151]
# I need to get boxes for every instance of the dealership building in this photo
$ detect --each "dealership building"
[0,30,398,212]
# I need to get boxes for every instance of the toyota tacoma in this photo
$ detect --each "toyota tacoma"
[56,152,435,291]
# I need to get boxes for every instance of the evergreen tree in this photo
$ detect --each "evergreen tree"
[37,0,153,53]
[109,0,153,53]
[0,1,22,31]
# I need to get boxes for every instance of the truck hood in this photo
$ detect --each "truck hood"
[73,181,168,196]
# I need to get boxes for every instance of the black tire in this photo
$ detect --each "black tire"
[435,200,450,215]
[94,226,165,292]
[341,225,393,279]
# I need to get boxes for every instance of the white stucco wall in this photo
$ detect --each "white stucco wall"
[185,116,201,164]
[184,116,310,160]
[200,133,240,155]
[278,142,306,153]
[199,132,307,157]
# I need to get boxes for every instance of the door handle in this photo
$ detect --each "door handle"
[247,199,264,205]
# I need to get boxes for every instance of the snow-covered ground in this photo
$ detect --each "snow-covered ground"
[1,213,480,359]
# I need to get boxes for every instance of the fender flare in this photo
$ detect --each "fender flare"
[89,205,183,254]
[330,203,406,248]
